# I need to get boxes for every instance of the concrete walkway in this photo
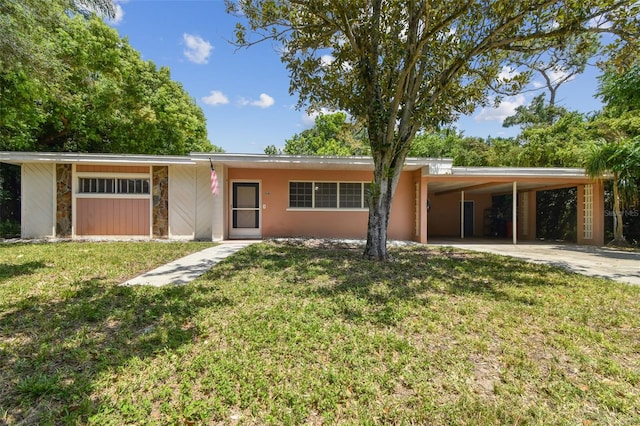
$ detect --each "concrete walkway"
[121,241,256,287]
[431,239,640,286]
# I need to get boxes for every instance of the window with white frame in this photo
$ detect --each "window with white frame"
[289,181,371,209]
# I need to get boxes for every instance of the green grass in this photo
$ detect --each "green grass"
[1,240,639,425]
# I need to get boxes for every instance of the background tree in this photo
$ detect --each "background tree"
[0,0,114,76]
[515,111,589,167]
[0,14,217,155]
[281,112,369,156]
[503,94,569,129]
[229,0,639,260]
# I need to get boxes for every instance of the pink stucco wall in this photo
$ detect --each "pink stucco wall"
[227,168,418,241]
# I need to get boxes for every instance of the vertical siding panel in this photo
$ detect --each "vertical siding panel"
[195,165,213,239]
[127,200,133,235]
[124,199,131,235]
[22,163,55,237]
[107,199,112,234]
[105,199,109,234]
[169,165,196,238]
[77,199,84,235]
[76,198,148,236]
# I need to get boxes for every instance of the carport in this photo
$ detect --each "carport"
[423,167,606,246]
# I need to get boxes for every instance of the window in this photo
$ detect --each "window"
[79,177,149,194]
[289,182,313,208]
[315,183,337,208]
[289,181,370,209]
[339,183,362,208]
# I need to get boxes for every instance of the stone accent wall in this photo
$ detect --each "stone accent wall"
[56,164,72,237]
[152,166,169,238]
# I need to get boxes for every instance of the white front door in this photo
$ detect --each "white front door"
[229,181,261,238]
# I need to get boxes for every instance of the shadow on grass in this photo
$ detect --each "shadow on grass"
[213,241,566,326]
[0,275,232,424]
[0,261,47,280]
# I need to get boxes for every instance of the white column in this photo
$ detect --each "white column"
[460,190,465,239]
[512,182,517,245]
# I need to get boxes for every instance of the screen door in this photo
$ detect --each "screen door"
[229,182,261,238]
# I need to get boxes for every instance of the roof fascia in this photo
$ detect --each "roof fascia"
[451,166,592,178]
[0,152,195,165]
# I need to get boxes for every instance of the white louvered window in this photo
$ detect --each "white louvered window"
[79,177,149,194]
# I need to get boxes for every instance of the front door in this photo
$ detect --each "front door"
[229,182,261,238]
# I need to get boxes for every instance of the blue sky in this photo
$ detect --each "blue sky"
[108,0,606,154]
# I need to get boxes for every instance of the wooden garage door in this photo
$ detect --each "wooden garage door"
[76,198,150,236]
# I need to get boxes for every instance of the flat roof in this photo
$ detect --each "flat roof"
[0,151,596,180]
[0,151,452,172]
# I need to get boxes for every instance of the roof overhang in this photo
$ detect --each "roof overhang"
[191,153,453,172]
[0,151,195,166]
[427,166,599,196]
[0,151,453,172]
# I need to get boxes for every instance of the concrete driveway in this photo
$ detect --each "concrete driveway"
[431,239,640,286]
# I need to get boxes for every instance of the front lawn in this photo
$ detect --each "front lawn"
[1,240,639,425]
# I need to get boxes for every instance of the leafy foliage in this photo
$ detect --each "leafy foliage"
[0,0,114,77]
[0,7,217,155]
[517,111,590,167]
[503,94,569,129]
[279,112,369,156]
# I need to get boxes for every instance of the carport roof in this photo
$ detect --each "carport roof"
[428,166,599,196]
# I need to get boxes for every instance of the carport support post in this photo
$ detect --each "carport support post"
[460,190,465,239]
[512,182,517,245]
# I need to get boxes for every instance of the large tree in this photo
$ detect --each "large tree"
[0,13,217,155]
[228,0,639,260]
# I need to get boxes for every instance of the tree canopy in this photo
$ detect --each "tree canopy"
[229,0,639,259]
[0,3,218,155]
[275,112,369,156]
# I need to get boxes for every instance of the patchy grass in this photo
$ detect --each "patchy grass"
[1,240,639,425]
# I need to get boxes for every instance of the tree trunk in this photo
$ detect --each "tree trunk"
[610,172,629,246]
[363,154,403,260]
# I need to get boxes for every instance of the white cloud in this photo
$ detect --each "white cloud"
[183,34,213,64]
[320,54,335,67]
[532,81,545,89]
[498,66,519,82]
[474,94,526,123]
[239,93,275,108]
[302,110,321,127]
[202,90,229,106]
